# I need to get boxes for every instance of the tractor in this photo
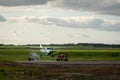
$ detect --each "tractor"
[56,52,68,61]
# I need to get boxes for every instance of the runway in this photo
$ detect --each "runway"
[16,61,120,65]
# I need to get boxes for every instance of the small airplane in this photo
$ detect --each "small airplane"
[28,44,54,61]
[40,44,54,57]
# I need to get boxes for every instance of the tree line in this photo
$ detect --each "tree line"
[0,43,120,48]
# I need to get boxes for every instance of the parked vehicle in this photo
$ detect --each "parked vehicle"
[56,52,68,61]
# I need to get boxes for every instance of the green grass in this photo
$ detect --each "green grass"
[0,46,120,61]
[0,50,30,61]
[55,50,120,57]
[42,50,120,61]
[40,50,120,61]
[0,45,28,50]
[0,49,120,61]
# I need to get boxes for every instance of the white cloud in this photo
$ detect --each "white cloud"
[8,16,54,25]
[7,16,120,31]
[68,33,90,39]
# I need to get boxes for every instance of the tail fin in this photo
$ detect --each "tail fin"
[40,44,43,49]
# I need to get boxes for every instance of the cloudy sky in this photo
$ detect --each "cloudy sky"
[0,0,120,44]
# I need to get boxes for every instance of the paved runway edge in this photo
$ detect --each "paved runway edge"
[16,61,120,65]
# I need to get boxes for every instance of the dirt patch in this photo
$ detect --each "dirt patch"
[0,62,120,80]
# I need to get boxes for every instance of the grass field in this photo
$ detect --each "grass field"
[0,45,120,80]
[55,50,120,61]
[0,45,120,61]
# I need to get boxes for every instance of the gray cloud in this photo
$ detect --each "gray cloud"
[8,16,120,31]
[48,0,120,16]
[0,15,6,22]
[0,0,120,16]
[0,0,52,6]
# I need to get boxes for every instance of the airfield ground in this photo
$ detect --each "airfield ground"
[0,45,120,80]
[0,61,120,80]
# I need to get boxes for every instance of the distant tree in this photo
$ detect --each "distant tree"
[0,44,4,46]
